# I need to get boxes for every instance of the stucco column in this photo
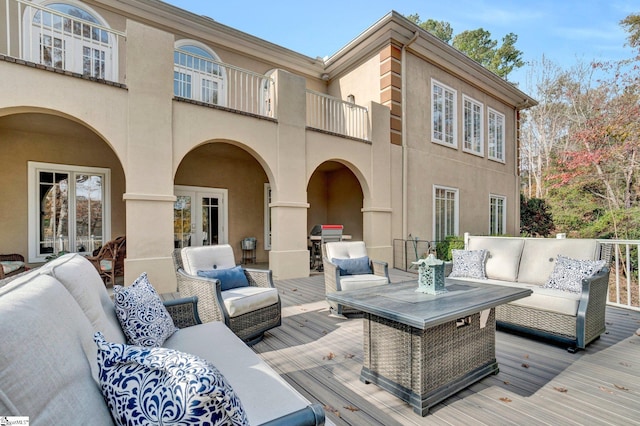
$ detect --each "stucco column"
[362,101,393,264]
[268,70,310,279]
[122,20,176,292]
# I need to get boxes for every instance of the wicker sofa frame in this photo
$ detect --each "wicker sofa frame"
[172,249,281,345]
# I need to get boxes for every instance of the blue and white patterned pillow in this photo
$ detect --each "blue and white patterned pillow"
[543,255,607,293]
[449,249,488,279]
[113,272,177,347]
[94,332,249,426]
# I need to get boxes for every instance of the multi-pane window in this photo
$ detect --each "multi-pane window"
[174,44,224,106]
[432,80,457,146]
[488,108,505,162]
[463,96,483,155]
[28,162,110,262]
[30,3,113,80]
[434,186,458,241]
[490,195,506,235]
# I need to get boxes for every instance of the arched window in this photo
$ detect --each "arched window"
[25,1,116,80]
[174,42,226,106]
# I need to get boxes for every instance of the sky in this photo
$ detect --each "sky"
[163,0,637,89]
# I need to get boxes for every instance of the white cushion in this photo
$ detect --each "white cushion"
[468,237,524,281]
[0,274,113,423]
[163,322,312,425]
[450,277,580,316]
[449,249,488,279]
[339,274,389,291]
[181,245,236,275]
[518,239,598,285]
[221,286,279,317]
[39,253,126,344]
[0,261,24,274]
[325,241,368,260]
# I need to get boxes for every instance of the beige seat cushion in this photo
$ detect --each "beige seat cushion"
[221,286,279,317]
[339,274,389,291]
[163,322,311,425]
[518,239,598,285]
[325,241,368,260]
[181,245,236,275]
[467,237,524,282]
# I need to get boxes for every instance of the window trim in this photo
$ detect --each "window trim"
[489,194,507,235]
[431,79,458,148]
[174,40,227,107]
[264,183,271,250]
[462,95,484,157]
[28,161,111,263]
[24,0,118,80]
[432,185,459,241]
[488,107,506,163]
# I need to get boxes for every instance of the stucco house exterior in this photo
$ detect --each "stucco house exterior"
[0,0,535,292]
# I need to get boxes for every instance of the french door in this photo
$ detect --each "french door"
[174,186,227,248]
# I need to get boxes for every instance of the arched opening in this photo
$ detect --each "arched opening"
[0,112,126,263]
[174,142,270,264]
[307,160,364,241]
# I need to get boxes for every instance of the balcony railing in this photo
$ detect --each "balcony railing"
[2,0,126,83]
[306,90,370,141]
[174,49,276,119]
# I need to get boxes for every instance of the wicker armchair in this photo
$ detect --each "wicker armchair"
[0,253,26,280]
[173,245,281,345]
[86,236,126,287]
[323,241,390,317]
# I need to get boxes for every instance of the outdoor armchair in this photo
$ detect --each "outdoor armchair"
[173,245,281,344]
[323,241,390,317]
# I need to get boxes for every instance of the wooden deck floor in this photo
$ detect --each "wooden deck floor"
[252,269,640,425]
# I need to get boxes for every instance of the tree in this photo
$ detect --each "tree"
[621,13,640,51]
[406,14,524,79]
[520,195,554,237]
[406,14,452,43]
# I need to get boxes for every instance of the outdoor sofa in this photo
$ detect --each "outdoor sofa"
[0,253,324,425]
[446,234,611,352]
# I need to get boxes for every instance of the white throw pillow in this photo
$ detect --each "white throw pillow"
[543,255,606,293]
[113,272,177,347]
[449,249,488,279]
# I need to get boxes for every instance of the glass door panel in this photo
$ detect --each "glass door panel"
[75,173,103,254]
[174,195,193,248]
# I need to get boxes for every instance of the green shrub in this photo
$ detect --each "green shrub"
[436,235,464,261]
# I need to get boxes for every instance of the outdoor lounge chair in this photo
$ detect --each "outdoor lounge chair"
[173,245,281,344]
[323,241,390,317]
[86,236,126,287]
[0,253,26,280]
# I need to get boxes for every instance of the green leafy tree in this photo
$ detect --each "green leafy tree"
[406,14,523,79]
[520,195,554,237]
[621,13,640,50]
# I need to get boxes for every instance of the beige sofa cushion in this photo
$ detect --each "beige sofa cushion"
[39,253,126,344]
[339,274,389,291]
[221,286,279,317]
[468,237,524,282]
[518,239,598,285]
[163,321,312,425]
[0,274,113,423]
[181,245,236,275]
[325,241,368,259]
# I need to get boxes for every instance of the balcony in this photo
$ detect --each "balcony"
[2,0,371,141]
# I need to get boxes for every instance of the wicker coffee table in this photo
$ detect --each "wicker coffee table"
[326,279,531,416]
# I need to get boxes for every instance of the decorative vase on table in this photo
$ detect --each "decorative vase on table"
[412,254,446,295]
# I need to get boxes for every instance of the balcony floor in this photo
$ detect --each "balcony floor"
[253,269,640,425]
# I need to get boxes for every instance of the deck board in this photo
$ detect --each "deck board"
[251,270,640,425]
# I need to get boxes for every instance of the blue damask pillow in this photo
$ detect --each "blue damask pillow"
[113,272,177,347]
[197,265,249,291]
[331,256,372,276]
[94,332,249,426]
